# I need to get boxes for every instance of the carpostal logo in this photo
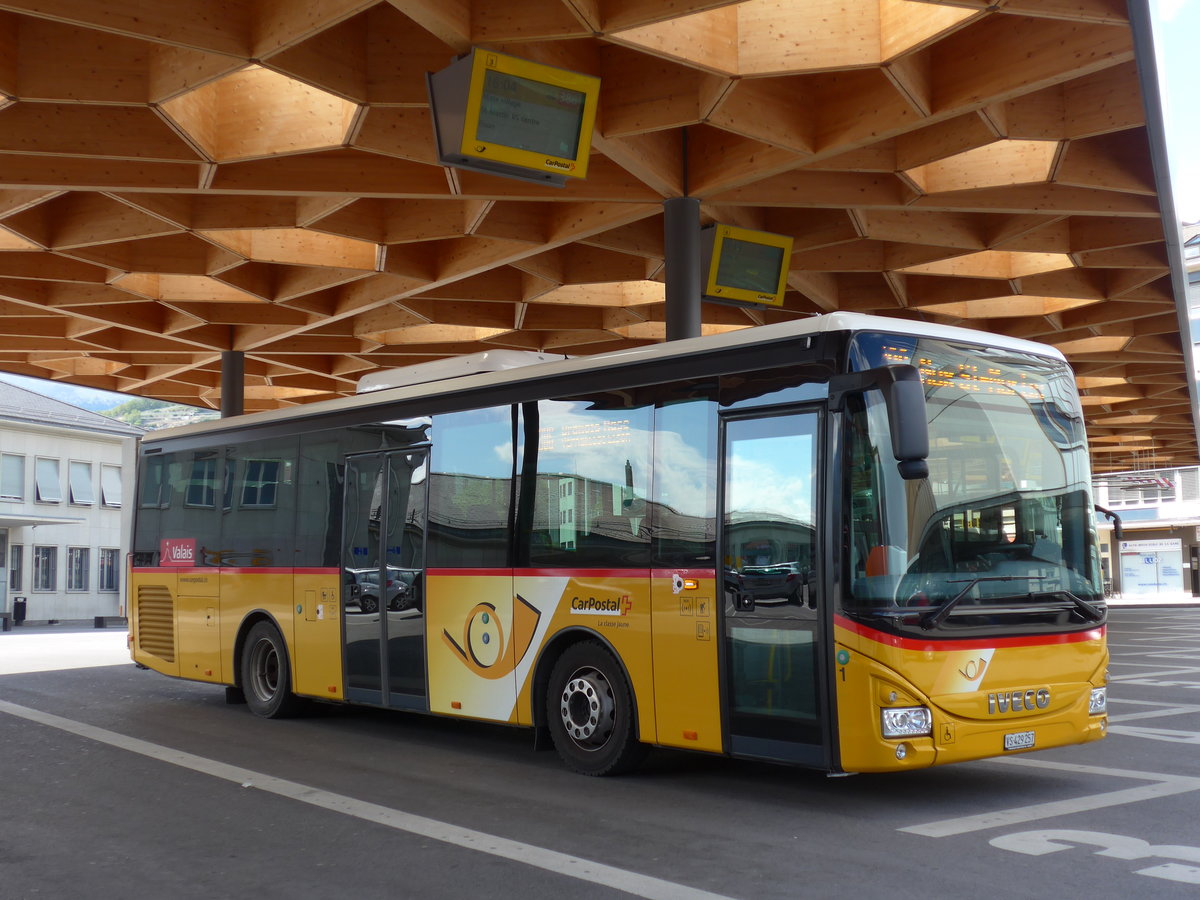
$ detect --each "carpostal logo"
[569,595,632,616]
[544,158,576,172]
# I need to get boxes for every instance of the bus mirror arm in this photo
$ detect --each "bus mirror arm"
[1095,505,1123,541]
[830,365,929,481]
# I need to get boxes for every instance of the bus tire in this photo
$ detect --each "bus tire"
[241,621,303,719]
[546,641,647,776]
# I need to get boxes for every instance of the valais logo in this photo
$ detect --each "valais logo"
[160,538,196,566]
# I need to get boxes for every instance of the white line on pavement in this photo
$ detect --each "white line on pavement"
[899,757,1200,838]
[0,699,734,900]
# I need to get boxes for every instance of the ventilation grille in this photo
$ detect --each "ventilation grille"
[137,585,176,662]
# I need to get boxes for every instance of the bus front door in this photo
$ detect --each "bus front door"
[342,450,429,710]
[720,410,826,767]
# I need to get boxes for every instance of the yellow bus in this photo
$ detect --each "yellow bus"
[128,313,1108,775]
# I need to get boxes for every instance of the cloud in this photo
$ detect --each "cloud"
[1156,0,1188,22]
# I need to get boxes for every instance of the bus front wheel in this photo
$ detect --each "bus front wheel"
[546,641,647,776]
[241,621,303,718]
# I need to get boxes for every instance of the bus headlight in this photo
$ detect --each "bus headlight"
[881,706,932,738]
[1089,687,1107,715]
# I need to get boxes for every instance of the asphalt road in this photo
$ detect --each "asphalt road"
[2,608,1199,899]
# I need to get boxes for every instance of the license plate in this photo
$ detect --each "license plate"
[1004,730,1035,751]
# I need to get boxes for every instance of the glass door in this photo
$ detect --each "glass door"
[721,410,826,766]
[342,450,429,709]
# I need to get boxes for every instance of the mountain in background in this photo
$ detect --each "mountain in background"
[0,372,122,411]
[0,373,217,430]
[101,397,218,429]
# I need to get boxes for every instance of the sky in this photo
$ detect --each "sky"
[1155,0,1200,223]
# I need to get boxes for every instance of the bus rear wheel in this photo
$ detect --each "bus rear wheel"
[241,621,303,718]
[546,641,647,776]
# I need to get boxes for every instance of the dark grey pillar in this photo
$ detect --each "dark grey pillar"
[221,350,244,418]
[663,197,702,341]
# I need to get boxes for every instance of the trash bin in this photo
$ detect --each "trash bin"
[12,596,26,625]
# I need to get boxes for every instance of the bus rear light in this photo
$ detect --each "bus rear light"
[1089,687,1107,715]
[881,706,932,738]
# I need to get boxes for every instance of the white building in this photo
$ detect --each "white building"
[1094,465,1200,604]
[0,381,142,624]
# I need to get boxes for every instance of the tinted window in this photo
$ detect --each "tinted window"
[219,437,298,567]
[526,395,651,568]
[133,451,221,566]
[653,392,717,566]
[429,406,514,568]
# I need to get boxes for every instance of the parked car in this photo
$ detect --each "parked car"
[348,567,420,612]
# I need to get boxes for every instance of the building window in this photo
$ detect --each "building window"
[69,461,95,505]
[1,453,23,500]
[241,459,280,508]
[33,546,57,591]
[67,547,90,591]
[35,458,62,503]
[100,464,122,507]
[99,548,120,592]
[9,544,22,591]
[185,456,218,508]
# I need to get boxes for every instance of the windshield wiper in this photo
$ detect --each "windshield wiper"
[1025,589,1105,624]
[919,577,1105,629]
[919,575,1043,630]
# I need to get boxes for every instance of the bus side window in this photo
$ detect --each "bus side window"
[526,397,652,569]
[429,406,514,569]
[652,392,717,567]
[219,437,298,568]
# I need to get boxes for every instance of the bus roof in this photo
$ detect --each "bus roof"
[143,312,1068,446]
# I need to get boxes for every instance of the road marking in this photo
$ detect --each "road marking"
[0,699,733,900]
[899,758,1200,838]
[1109,704,1200,723]
[1108,725,1200,743]
[990,830,1200,885]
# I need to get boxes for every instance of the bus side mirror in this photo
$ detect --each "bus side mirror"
[1095,504,1123,541]
[831,364,929,481]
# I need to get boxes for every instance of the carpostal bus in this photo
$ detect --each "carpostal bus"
[128,312,1108,776]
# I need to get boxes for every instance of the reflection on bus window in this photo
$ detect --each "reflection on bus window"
[844,335,1102,633]
[528,397,652,568]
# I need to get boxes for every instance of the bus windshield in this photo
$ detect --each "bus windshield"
[843,333,1104,635]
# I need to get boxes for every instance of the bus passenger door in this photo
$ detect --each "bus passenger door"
[342,449,429,710]
[720,410,826,767]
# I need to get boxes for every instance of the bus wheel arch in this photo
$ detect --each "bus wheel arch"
[536,633,648,776]
[236,614,304,719]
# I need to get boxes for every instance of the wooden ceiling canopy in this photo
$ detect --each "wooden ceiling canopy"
[0,0,1190,472]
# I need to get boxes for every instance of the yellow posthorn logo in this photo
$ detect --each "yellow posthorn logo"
[442,595,541,679]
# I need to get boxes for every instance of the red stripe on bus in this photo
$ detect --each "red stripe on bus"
[651,569,717,579]
[133,567,212,574]
[131,566,338,575]
[427,568,652,578]
[835,614,1105,651]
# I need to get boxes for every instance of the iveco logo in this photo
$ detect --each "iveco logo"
[988,689,1050,714]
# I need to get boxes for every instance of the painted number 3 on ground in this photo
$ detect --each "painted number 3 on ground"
[991,830,1200,885]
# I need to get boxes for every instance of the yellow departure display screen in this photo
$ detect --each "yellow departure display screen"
[714,238,786,295]
[478,70,587,158]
